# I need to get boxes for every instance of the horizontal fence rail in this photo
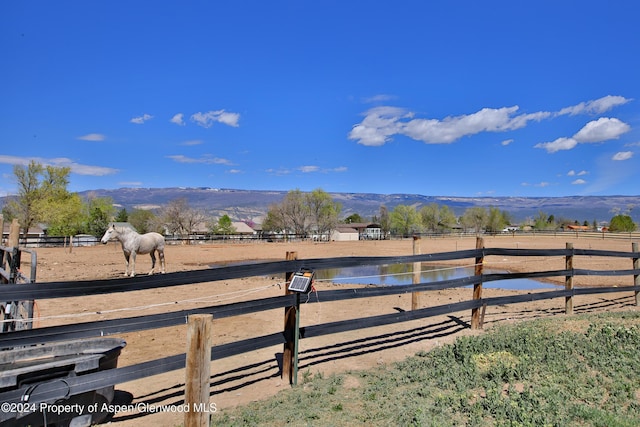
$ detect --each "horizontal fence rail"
[0,240,639,421]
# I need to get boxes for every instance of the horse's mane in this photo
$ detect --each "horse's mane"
[113,225,139,235]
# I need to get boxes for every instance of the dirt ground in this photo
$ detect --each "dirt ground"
[26,235,640,426]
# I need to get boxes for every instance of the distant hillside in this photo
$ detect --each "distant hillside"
[72,187,640,225]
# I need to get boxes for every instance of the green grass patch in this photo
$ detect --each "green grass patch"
[210,311,640,426]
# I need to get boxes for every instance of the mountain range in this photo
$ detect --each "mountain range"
[75,187,640,225]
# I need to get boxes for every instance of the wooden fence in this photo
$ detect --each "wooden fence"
[0,238,639,425]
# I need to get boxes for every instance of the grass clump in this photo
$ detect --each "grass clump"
[210,311,640,426]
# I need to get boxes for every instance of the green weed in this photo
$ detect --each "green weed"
[210,312,640,426]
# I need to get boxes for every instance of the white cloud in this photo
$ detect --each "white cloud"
[612,151,633,161]
[77,133,106,141]
[170,113,185,126]
[299,165,319,173]
[349,105,550,146]
[349,96,632,148]
[572,179,587,185]
[567,170,588,177]
[298,165,347,173]
[348,106,410,146]
[536,117,631,153]
[265,168,291,176]
[521,181,551,188]
[191,110,240,128]
[0,155,117,176]
[573,117,630,143]
[501,139,514,146]
[535,137,578,153]
[363,94,397,103]
[130,114,153,124]
[166,154,233,165]
[557,95,631,116]
[181,140,203,146]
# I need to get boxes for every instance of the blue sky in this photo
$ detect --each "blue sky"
[1,1,639,198]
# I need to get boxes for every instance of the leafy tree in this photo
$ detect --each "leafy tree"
[115,208,128,223]
[307,188,341,238]
[533,210,556,231]
[85,197,116,237]
[127,209,157,234]
[420,203,440,232]
[608,214,637,232]
[210,214,236,235]
[4,161,84,244]
[486,207,510,234]
[461,207,488,234]
[42,193,85,249]
[344,213,364,224]
[390,204,421,237]
[438,205,457,230]
[419,203,457,233]
[262,204,286,233]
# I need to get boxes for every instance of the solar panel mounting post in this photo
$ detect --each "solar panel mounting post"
[283,251,298,385]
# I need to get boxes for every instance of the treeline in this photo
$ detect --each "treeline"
[1,162,637,242]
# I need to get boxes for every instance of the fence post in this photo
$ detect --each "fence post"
[565,242,574,315]
[184,314,213,427]
[283,251,298,385]
[633,242,639,307]
[412,236,421,310]
[471,237,484,330]
[8,219,20,248]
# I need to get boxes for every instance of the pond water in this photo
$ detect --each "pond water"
[314,264,559,290]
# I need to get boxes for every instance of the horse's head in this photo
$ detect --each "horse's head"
[100,224,118,244]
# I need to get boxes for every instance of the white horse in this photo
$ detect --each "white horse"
[100,224,166,277]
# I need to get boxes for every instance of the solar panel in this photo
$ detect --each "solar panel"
[288,270,314,293]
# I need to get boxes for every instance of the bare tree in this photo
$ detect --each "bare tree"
[281,189,310,236]
[160,198,206,242]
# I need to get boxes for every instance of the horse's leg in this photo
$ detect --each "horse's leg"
[158,249,166,274]
[123,252,131,276]
[149,251,156,275]
[129,251,137,277]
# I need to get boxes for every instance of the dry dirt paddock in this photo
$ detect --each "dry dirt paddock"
[26,235,640,426]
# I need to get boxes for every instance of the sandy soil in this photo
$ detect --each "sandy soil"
[24,235,640,426]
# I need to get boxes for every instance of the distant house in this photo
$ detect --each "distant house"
[187,220,256,238]
[343,223,383,240]
[1,223,46,247]
[231,221,257,235]
[331,226,359,241]
[566,225,590,231]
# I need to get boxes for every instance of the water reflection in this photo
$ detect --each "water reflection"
[314,264,558,290]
